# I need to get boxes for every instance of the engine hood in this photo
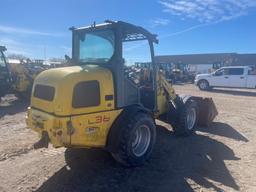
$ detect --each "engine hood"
[31,65,113,116]
[195,73,212,79]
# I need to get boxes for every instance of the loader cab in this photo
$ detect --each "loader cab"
[71,21,158,112]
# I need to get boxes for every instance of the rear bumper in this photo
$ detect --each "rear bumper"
[26,108,70,148]
[26,107,123,148]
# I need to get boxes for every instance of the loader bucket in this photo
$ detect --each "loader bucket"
[192,97,218,127]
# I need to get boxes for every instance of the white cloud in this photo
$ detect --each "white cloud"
[160,23,209,39]
[0,37,71,59]
[0,25,66,37]
[158,0,256,23]
[151,18,170,27]
[0,37,34,56]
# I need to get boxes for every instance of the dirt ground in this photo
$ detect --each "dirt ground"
[0,84,255,192]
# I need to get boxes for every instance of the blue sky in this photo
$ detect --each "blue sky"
[1,0,256,59]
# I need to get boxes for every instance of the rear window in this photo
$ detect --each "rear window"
[228,68,244,75]
[72,80,100,108]
[34,84,55,101]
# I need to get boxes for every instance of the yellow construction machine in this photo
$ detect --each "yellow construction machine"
[0,46,44,101]
[26,21,217,166]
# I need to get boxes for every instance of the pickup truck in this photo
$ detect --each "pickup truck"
[195,66,256,90]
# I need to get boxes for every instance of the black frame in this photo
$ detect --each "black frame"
[70,21,158,112]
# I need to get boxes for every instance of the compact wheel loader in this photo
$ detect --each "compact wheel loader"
[26,21,217,167]
[0,46,12,101]
[0,46,41,102]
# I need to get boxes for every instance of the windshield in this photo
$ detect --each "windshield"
[74,29,115,64]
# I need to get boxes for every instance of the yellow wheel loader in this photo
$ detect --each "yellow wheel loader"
[0,46,43,101]
[26,21,217,167]
[8,62,38,100]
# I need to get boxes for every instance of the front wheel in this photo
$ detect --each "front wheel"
[169,98,199,136]
[198,80,210,91]
[111,112,156,167]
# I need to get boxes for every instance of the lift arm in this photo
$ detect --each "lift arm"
[158,71,177,101]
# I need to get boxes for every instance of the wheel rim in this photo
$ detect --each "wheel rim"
[199,81,207,89]
[186,107,197,130]
[131,124,151,157]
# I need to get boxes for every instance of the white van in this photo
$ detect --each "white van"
[195,66,256,90]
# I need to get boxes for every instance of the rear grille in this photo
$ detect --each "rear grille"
[34,84,55,101]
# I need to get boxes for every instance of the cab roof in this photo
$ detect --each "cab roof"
[71,20,158,44]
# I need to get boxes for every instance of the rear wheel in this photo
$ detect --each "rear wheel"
[111,112,156,167]
[169,98,198,136]
[198,80,210,91]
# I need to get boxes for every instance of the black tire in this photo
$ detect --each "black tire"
[111,112,156,167]
[169,98,198,136]
[198,80,210,91]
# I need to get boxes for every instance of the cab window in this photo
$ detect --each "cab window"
[74,29,115,65]
[214,68,229,76]
[123,40,152,85]
[228,68,244,75]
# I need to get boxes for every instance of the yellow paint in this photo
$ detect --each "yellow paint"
[70,109,122,147]
[155,71,177,117]
[31,65,115,116]
[26,107,70,147]
[27,65,122,148]
[26,107,122,148]
[8,63,33,93]
[156,88,168,116]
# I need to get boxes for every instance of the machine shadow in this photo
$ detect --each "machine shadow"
[211,88,256,97]
[36,126,240,192]
[199,122,249,142]
[0,99,29,118]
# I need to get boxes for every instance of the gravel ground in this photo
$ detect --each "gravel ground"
[0,85,255,192]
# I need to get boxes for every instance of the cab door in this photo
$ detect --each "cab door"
[211,68,230,87]
[226,68,246,88]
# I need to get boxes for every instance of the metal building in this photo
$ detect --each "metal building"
[155,53,256,66]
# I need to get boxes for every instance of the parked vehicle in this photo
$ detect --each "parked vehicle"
[0,46,47,101]
[195,66,256,90]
